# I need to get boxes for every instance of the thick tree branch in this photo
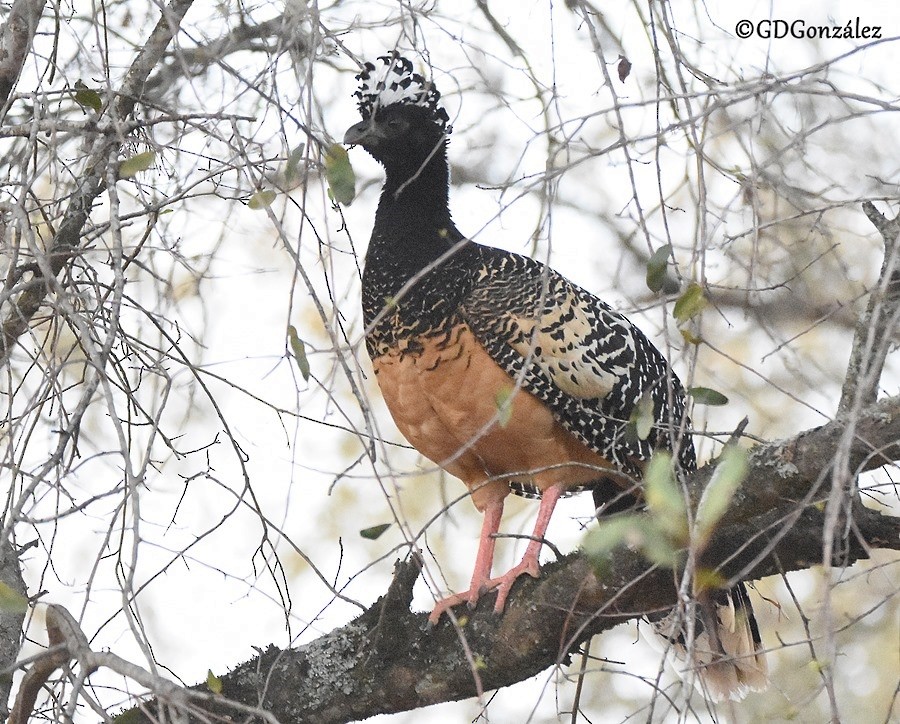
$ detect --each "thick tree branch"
[0,0,196,365]
[0,0,46,119]
[0,538,25,721]
[119,396,900,723]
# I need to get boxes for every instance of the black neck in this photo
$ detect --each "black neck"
[361,139,476,341]
[379,142,452,223]
[369,142,464,266]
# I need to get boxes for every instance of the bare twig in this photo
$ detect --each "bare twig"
[838,202,900,416]
[8,605,84,724]
[143,14,309,96]
[8,604,282,724]
[0,0,197,365]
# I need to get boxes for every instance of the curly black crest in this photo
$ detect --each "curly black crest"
[353,52,451,132]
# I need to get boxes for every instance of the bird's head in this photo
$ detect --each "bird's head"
[343,53,451,172]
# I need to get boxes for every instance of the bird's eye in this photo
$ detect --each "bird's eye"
[386,118,405,130]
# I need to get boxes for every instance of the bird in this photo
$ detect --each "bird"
[343,52,767,702]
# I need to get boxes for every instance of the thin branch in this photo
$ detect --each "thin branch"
[8,605,85,724]
[0,0,196,365]
[9,604,281,724]
[838,201,900,416]
[143,14,309,95]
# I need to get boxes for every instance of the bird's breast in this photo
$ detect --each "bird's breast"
[370,323,616,511]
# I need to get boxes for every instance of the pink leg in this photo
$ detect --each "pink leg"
[487,482,564,612]
[428,498,504,625]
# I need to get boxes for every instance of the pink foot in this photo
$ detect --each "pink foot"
[428,556,542,625]
[428,498,504,626]
[486,555,541,613]
[427,483,565,625]
[427,586,483,626]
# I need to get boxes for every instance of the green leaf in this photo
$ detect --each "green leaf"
[325,143,356,205]
[673,282,707,323]
[643,452,687,540]
[694,446,748,545]
[583,513,682,572]
[73,80,102,112]
[118,151,156,179]
[628,389,655,441]
[248,189,276,209]
[688,386,729,406]
[583,514,642,572]
[646,244,679,294]
[584,452,689,571]
[807,659,827,674]
[206,669,223,694]
[285,143,306,183]
[494,387,514,427]
[680,328,702,345]
[0,581,28,614]
[287,325,311,381]
[360,523,391,540]
[695,567,728,592]
[638,521,685,568]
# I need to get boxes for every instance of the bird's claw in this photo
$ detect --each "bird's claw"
[428,563,541,625]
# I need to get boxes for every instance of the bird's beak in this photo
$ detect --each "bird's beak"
[343,119,377,146]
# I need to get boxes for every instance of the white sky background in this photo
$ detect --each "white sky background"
[4,0,900,722]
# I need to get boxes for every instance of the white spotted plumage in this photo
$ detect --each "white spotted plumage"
[508,295,636,400]
[459,250,695,478]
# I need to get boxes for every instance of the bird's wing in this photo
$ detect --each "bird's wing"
[460,249,694,474]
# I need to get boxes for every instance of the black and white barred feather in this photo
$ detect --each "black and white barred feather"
[461,248,696,479]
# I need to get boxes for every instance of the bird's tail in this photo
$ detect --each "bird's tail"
[649,582,768,702]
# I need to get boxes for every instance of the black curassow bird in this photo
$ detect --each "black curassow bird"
[344,53,767,702]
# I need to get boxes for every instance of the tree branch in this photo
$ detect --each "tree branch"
[0,0,46,120]
[0,538,26,721]
[838,202,900,416]
[117,396,900,723]
[142,14,309,97]
[0,0,196,365]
